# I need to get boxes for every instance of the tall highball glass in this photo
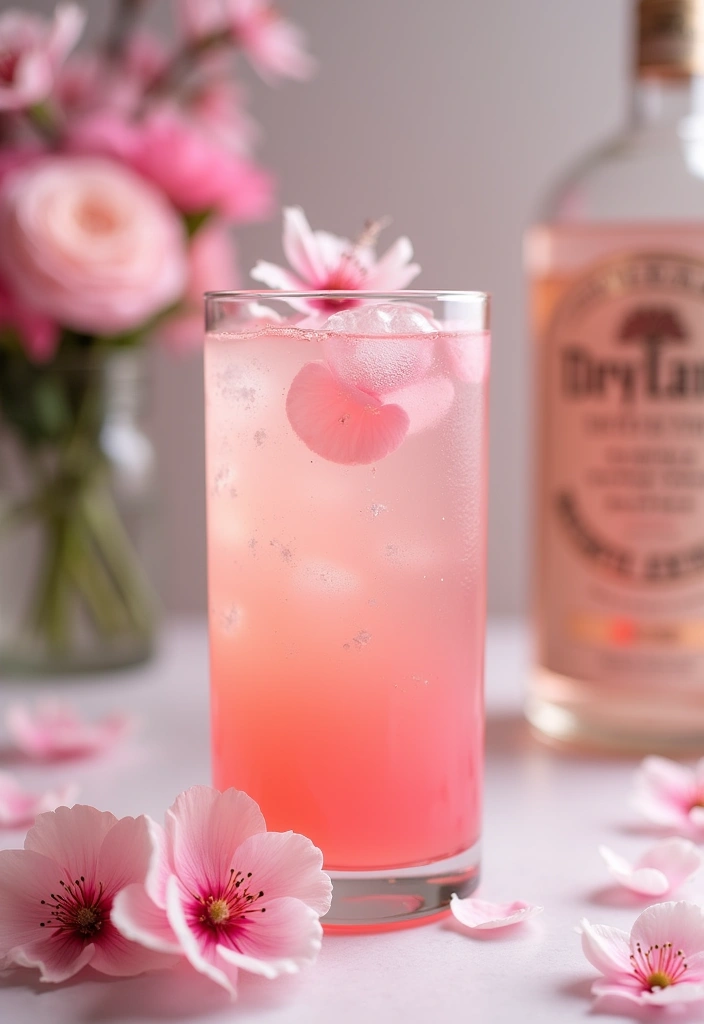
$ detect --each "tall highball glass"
[204,290,490,929]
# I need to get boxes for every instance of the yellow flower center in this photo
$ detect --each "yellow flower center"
[207,899,231,925]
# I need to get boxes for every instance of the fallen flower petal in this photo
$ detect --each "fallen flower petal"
[600,838,703,897]
[581,901,704,1008]
[111,785,331,998]
[450,894,543,931]
[5,701,133,760]
[0,805,176,982]
[0,773,78,828]
[633,756,704,835]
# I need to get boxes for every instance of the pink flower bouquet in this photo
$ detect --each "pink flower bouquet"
[0,1,312,671]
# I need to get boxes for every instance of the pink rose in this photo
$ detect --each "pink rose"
[160,221,240,351]
[0,156,188,336]
[0,3,85,111]
[68,107,273,223]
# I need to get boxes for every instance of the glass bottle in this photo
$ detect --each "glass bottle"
[527,0,704,749]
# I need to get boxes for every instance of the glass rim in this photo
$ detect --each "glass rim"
[204,289,490,303]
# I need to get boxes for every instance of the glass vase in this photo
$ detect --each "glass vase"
[0,348,158,674]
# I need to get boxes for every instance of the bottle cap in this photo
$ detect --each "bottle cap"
[638,0,704,77]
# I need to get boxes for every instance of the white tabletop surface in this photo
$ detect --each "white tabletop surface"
[0,618,694,1024]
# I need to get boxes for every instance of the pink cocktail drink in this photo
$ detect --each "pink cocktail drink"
[205,292,489,928]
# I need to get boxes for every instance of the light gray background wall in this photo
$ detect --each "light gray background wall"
[4,0,632,614]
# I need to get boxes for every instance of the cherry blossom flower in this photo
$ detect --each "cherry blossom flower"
[600,839,703,898]
[0,773,77,829]
[251,207,420,314]
[180,0,314,83]
[111,786,332,997]
[450,895,543,932]
[633,756,704,835]
[0,3,85,111]
[581,901,704,1007]
[5,701,133,760]
[0,804,176,982]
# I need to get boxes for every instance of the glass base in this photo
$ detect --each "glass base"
[323,842,480,931]
[528,666,704,754]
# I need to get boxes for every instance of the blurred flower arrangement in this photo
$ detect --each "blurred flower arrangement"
[0,0,312,673]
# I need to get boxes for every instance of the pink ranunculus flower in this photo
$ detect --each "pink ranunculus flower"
[581,901,704,1008]
[600,838,703,898]
[450,895,543,932]
[633,756,704,836]
[0,805,177,983]
[69,108,273,223]
[6,701,133,760]
[0,156,188,337]
[0,773,78,829]
[160,221,240,352]
[251,206,421,314]
[180,0,314,83]
[0,3,85,111]
[0,275,58,362]
[111,786,332,997]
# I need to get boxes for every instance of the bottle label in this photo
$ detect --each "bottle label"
[540,249,704,686]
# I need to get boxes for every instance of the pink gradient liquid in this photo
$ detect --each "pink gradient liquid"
[205,325,488,871]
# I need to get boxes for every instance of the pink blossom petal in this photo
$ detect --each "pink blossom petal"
[165,875,235,995]
[286,361,409,465]
[580,919,634,977]
[599,846,669,897]
[445,332,491,384]
[24,804,118,883]
[282,207,327,284]
[386,375,455,435]
[5,701,133,760]
[111,882,181,955]
[232,831,332,916]
[219,896,322,975]
[632,901,704,958]
[0,848,70,953]
[450,895,543,931]
[96,815,153,900]
[639,838,703,892]
[12,933,96,983]
[89,920,177,977]
[591,980,644,1005]
[165,786,266,895]
[365,236,420,290]
[0,773,77,828]
[642,982,704,1005]
[250,260,306,293]
[633,756,697,830]
[143,818,171,907]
